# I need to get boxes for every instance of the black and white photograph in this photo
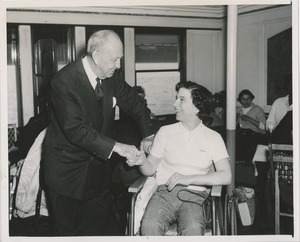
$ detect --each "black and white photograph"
[0,0,299,242]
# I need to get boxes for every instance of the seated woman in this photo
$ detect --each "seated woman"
[266,76,292,134]
[266,77,292,144]
[127,81,231,236]
[210,90,226,128]
[209,91,226,140]
[236,89,266,162]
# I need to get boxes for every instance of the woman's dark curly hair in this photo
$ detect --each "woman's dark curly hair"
[237,89,255,102]
[175,81,213,119]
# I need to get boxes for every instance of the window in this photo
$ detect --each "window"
[32,25,74,114]
[135,29,184,116]
[267,28,292,105]
[7,25,20,127]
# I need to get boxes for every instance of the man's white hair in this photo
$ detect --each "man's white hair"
[87,30,121,54]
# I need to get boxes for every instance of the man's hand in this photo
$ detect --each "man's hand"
[126,151,147,167]
[140,135,154,154]
[113,142,139,161]
[166,173,191,191]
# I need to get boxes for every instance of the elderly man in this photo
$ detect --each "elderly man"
[43,30,155,236]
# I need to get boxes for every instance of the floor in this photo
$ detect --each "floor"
[9,161,294,237]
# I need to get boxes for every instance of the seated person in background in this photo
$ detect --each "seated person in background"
[266,75,292,144]
[14,94,50,160]
[133,86,156,120]
[236,89,266,162]
[270,110,292,145]
[127,81,231,236]
[209,91,226,140]
[210,91,226,128]
[263,76,293,232]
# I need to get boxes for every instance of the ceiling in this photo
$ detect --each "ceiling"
[84,5,278,18]
[10,5,285,19]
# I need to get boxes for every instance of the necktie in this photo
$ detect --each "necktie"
[95,77,104,100]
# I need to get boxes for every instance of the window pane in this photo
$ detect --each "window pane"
[7,26,19,126]
[57,41,69,71]
[135,34,179,70]
[33,25,72,72]
[137,72,180,115]
[267,28,292,105]
[32,25,73,114]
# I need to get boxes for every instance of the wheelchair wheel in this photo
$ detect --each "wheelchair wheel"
[224,194,229,235]
[225,195,238,235]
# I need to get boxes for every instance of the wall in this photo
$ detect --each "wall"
[177,5,292,107]
[186,29,226,93]
[6,7,224,125]
[236,5,292,111]
[6,5,292,124]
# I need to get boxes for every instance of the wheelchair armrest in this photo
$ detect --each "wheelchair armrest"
[129,179,223,196]
[127,176,148,235]
[211,185,222,197]
[128,176,148,193]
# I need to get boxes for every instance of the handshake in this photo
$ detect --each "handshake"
[113,142,149,167]
[126,150,147,167]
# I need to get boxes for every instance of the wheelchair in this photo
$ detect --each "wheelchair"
[126,176,237,236]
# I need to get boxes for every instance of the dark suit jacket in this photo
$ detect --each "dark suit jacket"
[43,58,154,200]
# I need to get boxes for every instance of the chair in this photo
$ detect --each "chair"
[268,143,293,234]
[9,129,53,236]
[127,176,227,236]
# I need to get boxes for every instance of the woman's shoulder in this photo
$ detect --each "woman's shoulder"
[202,124,223,140]
[252,104,265,112]
[158,122,181,133]
[156,122,185,138]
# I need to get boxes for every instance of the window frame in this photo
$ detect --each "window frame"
[134,27,186,117]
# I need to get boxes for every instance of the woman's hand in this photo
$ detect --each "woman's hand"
[126,150,147,167]
[140,135,154,154]
[166,173,191,191]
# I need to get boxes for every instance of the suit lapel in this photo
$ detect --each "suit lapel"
[76,60,114,134]
[76,61,103,131]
